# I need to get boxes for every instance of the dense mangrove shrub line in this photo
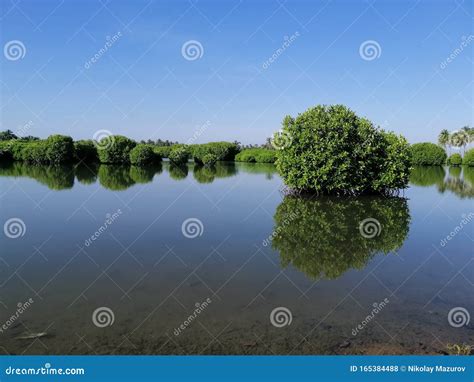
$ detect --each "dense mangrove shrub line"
[410,143,447,166]
[275,105,412,195]
[235,148,276,163]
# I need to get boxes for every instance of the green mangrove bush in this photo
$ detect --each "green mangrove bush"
[74,140,98,162]
[168,145,190,165]
[447,153,462,166]
[97,135,136,164]
[235,148,276,163]
[275,105,411,195]
[129,144,158,165]
[410,142,447,166]
[463,148,474,166]
[191,142,239,164]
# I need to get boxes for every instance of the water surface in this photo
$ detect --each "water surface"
[0,162,472,355]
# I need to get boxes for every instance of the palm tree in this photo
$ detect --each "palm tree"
[438,129,450,151]
[450,130,470,156]
[461,126,474,145]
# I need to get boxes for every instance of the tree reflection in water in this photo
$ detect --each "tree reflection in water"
[271,195,411,280]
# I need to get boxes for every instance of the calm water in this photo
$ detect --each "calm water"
[0,162,472,355]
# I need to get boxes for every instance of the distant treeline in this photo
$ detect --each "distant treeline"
[0,130,276,166]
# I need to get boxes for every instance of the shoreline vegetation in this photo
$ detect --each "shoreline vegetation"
[0,104,471,195]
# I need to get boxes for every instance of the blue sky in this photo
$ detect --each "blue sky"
[1,0,472,144]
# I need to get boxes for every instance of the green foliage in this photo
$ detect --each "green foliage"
[0,130,18,141]
[271,196,410,280]
[447,153,462,166]
[235,148,276,163]
[129,144,157,165]
[74,140,98,162]
[275,104,411,195]
[438,129,450,148]
[44,135,75,164]
[97,135,136,164]
[168,145,190,165]
[202,153,218,166]
[463,148,474,166]
[153,146,172,158]
[410,142,447,166]
[191,142,240,164]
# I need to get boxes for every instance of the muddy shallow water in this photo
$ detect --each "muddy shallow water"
[0,162,472,355]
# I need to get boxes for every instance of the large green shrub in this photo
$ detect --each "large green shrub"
[447,153,462,166]
[463,148,474,166]
[235,148,276,163]
[275,105,411,195]
[410,142,447,166]
[168,145,190,165]
[191,142,239,164]
[129,144,157,165]
[45,135,75,164]
[97,135,136,164]
[202,153,217,166]
[74,140,98,162]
